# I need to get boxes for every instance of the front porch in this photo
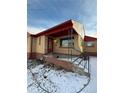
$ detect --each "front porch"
[46,28,83,56]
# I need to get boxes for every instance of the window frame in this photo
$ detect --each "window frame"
[60,37,74,48]
[85,41,95,47]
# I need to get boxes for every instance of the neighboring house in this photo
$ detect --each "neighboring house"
[84,36,97,55]
[27,20,97,59]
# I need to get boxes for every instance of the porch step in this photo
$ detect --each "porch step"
[43,55,74,71]
[42,55,90,77]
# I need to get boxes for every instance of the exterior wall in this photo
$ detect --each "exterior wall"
[32,37,36,52]
[28,34,97,59]
[36,36,46,54]
[28,35,48,59]
[53,34,82,55]
[28,37,37,59]
[45,36,48,53]
[27,35,31,53]
[85,40,97,53]
[72,20,85,52]
[27,34,31,59]
[77,34,84,52]
[72,20,85,39]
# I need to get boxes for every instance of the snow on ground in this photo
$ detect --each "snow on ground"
[81,57,97,93]
[27,56,97,93]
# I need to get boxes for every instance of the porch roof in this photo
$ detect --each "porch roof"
[31,19,85,39]
[29,20,97,40]
[33,20,73,37]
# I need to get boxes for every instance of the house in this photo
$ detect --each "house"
[27,20,97,59]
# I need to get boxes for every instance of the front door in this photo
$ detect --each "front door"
[48,37,53,53]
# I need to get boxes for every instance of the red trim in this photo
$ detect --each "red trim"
[33,20,73,37]
[84,36,97,41]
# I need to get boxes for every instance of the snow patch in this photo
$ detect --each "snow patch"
[27,56,97,93]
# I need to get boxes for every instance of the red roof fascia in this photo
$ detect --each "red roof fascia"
[84,36,97,41]
[34,20,73,37]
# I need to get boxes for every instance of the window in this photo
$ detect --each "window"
[86,41,95,47]
[60,37,74,47]
[39,37,41,45]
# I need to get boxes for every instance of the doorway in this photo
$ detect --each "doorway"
[47,37,53,53]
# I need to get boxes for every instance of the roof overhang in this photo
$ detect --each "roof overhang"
[84,36,97,41]
[28,20,85,39]
[35,20,73,37]
[29,20,85,39]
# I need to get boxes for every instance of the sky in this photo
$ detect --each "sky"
[27,0,97,37]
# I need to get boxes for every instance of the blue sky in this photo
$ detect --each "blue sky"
[27,0,97,36]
